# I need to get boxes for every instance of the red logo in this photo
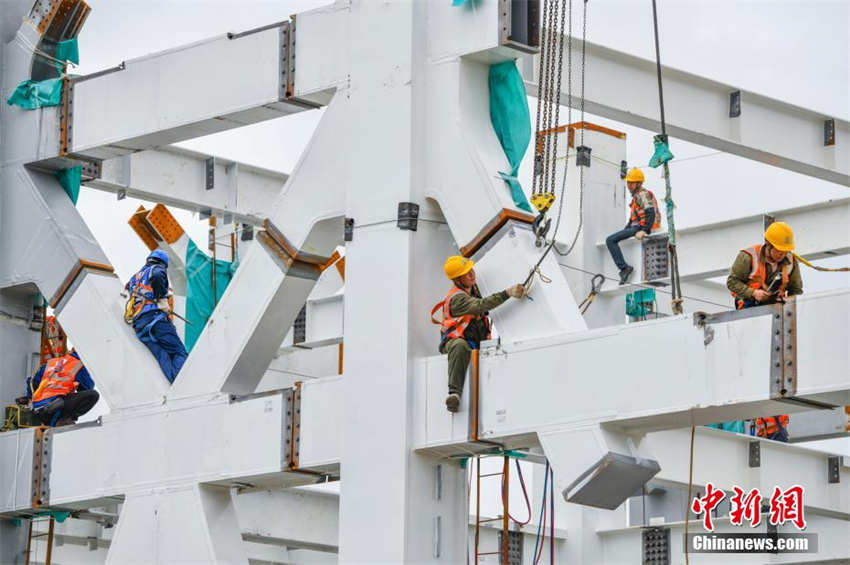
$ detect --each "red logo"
[691,484,806,531]
[769,485,806,530]
[730,486,763,527]
[691,483,726,531]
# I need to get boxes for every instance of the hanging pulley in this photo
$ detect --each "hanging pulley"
[532,213,552,247]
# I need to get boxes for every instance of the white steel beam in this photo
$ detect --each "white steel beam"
[86,147,288,224]
[646,427,850,521]
[66,24,316,162]
[45,391,315,510]
[523,37,849,186]
[416,289,850,453]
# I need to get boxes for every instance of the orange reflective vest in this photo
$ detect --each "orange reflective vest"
[40,315,67,362]
[430,287,491,342]
[756,415,789,437]
[32,354,82,403]
[629,189,661,231]
[732,244,793,302]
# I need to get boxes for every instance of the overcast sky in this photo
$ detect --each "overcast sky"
[69,0,850,290]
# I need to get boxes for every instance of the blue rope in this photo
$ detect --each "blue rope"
[532,460,550,561]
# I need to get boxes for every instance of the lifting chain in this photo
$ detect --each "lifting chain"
[531,0,569,217]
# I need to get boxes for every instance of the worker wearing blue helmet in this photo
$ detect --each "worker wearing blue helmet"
[124,249,187,382]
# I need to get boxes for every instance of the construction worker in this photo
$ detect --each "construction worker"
[435,256,526,413]
[606,168,661,284]
[755,415,790,442]
[726,221,802,310]
[125,250,187,383]
[26,349,98,426]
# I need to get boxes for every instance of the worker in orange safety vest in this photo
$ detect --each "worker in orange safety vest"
[755,415,790,442]
[27,350,98,427]
[432,256,526,413]
[726,221,802,310]
[605,168,661,285]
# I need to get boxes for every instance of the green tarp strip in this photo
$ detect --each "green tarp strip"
[648,135,674,168]
[5,77,63,110]
[55,166,81,205]
[705,421,747,434]
[185,239,237,352]
[56,38,79,66]
[489,60,533,213]
[626,288,656,317]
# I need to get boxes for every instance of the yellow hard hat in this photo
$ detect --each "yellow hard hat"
[444,255,474,280]
[764,221,795,252]
[625,168,645,183]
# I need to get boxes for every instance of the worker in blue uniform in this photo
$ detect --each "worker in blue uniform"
[125,250,188,383]
[27,349,99,426]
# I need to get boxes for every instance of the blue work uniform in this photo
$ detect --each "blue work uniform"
[27,351,98,426]
[126,259,188,383]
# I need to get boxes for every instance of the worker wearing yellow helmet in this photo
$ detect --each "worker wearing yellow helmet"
[431,256,526,412]
[606,168,662,285]
[726,221,802,310]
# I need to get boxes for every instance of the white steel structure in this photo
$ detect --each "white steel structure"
[0,1,848,564]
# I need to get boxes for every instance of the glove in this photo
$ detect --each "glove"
[157,298,171,312]
[635,230,647,241]
[506,284,527,299]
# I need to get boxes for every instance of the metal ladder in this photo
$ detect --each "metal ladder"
[25,516,55,565]
[473,454,512,564]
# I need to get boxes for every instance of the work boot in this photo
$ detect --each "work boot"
[54,417,76,427]
[445,393,460,413]
[618,265,634,285]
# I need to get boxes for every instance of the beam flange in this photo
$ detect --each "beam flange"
[524,37,849,186]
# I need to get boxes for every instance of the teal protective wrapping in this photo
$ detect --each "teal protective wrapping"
[489,61,533,213]
[648,135,674,168]
[626,288,656,317]
[5,78,63,110]
[705,421,747,434]
[56,38,79,65]
[55,166,81,205]
[185,239,237,352]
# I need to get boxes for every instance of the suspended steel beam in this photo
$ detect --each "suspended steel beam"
[56,21,324,164]
[85,146,287,225]
[523,37,849,186]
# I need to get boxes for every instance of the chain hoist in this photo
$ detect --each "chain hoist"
[531,0,569,234]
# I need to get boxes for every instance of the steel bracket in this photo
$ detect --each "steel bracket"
[59,77,74,156]
[828,455,841,484]
[288,382,302,470]
[642,526,670,565]
[31,427,52,507]
[205,157,215,190]
[344,217,355,241]
[279,20,296,100]
[576,145,592,167]
[748,440,761,468]
[293,304,307,344]
[824,118,836,146]
[282,388,294,468]
[79,159,101,181]
[729,90,742,118]
[240,223,254,241]
[397,202,419,231]
[642,235,670,283]
[620,160,628,179]
[769,301,797,398]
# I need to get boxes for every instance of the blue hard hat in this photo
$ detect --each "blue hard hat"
[147,249,169,266]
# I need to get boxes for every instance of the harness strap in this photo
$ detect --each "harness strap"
[137,312,167,344]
